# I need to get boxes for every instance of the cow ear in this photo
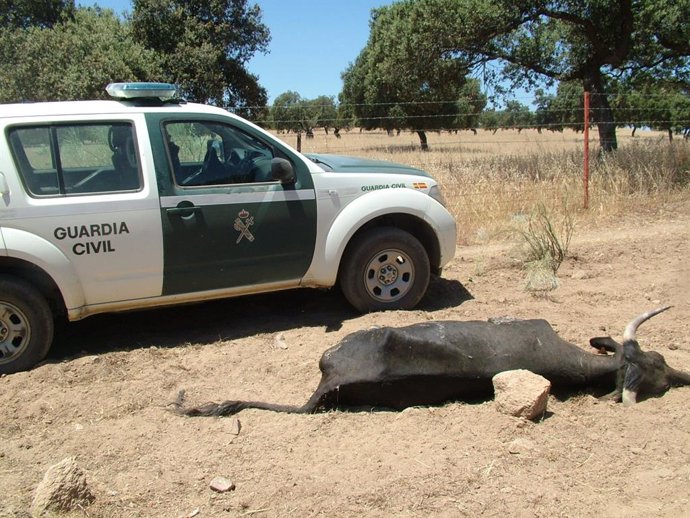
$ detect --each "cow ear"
[589,336,620,354]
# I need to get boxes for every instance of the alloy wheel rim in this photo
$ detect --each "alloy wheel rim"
[0,302,30,364]
[364,248,414,302]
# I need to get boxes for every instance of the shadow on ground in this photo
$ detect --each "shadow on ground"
[50,276,473,361]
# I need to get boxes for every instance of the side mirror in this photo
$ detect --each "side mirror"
[271,157,295,183]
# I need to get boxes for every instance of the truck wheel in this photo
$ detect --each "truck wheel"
[0,276,54,374]
[340,227,430,312]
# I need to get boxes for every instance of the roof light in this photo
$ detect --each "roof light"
[106,82,180,101]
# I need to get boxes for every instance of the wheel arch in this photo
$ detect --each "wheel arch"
[340,214,441,279]
[0,256,68,319]
[1,227,86,319]
[303,188,451,288]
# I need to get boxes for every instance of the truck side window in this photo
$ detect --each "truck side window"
[8,123,141,196]
[164,121,275,187]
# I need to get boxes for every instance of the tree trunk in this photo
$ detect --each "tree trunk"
[583,71,618,152]
[416,130,429,151]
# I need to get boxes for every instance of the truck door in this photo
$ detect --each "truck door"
[147,116,317,295]
[3,119,163,305]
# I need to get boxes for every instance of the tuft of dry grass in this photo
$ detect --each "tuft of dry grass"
[286,128,690,245]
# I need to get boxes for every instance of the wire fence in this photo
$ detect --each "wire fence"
[258,105,690,245]
[244,91,690,152]
[249,91,690,243]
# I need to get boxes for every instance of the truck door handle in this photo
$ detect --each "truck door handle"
[166,202,201,218]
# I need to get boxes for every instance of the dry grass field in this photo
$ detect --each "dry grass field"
[1,128,689,518]
[296,127,689,244]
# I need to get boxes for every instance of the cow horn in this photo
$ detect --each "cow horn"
[623,306,672,342]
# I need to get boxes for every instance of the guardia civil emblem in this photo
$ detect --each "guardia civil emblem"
[234,209,255,243]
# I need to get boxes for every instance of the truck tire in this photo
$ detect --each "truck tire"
[0,276,54,374]
[340,227,430,313]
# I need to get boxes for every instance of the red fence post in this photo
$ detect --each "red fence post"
[583,91,590,209]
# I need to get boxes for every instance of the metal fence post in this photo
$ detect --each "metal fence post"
[583,91,590,209]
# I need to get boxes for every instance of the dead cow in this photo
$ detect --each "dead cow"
[175,307,690,416]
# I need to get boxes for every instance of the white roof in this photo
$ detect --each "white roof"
[0,99,234,120]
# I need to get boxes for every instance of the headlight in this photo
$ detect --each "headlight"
[428,185,447,207]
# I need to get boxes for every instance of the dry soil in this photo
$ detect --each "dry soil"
[1,200,689,518]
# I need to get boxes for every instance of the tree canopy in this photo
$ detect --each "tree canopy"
[340,3,484,150]
[0,1,270,114]
[350,0,690,151]
[0,8,160,103]
[0,0,75,29]
[269,92,341,138]
[130,0,270,116]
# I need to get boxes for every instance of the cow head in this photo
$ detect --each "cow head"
[620,307,690,405]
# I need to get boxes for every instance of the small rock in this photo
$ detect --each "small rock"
[273,333,288,349]
[210,476,235,493]
[508,438,537,454]
[571,270,590,280]
[229,418,241,435]
[31,457,94,516]
[493,370,551,420]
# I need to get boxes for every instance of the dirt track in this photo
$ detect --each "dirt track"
[1,200,689,518]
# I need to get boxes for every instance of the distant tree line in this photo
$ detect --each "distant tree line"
[264,81,690,144]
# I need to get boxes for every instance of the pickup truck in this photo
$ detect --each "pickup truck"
[0,82,456,374]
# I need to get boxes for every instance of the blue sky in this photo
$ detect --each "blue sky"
[78,0,396,102]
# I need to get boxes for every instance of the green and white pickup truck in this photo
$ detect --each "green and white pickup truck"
[0,83,457,374]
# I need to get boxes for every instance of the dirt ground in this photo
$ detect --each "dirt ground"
[2,199,689,518]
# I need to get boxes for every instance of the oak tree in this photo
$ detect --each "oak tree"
[351,0,690,151]
[131,0,270,117]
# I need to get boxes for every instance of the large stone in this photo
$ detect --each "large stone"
[31,457,94,516]
[492,369,551,420]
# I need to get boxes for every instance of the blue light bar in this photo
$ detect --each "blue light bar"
[106,82,180,100]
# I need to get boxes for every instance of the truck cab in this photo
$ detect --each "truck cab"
[0,82,456,374]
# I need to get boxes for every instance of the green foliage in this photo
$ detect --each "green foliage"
[478,100,533,132]
[130,0,270,115]
[0,1,272,114]
[270,92,340,136]
[613,84,690,139]
[340,2,480,149]
[502,101,533,131]
[0,0,75,29]
[518,203,574,273]
[360,0,690,152]
[271,91,308,133]
[533,82,584,133]
[0,8,161,103]
[308,96,338,134]
[455,79,488,130]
